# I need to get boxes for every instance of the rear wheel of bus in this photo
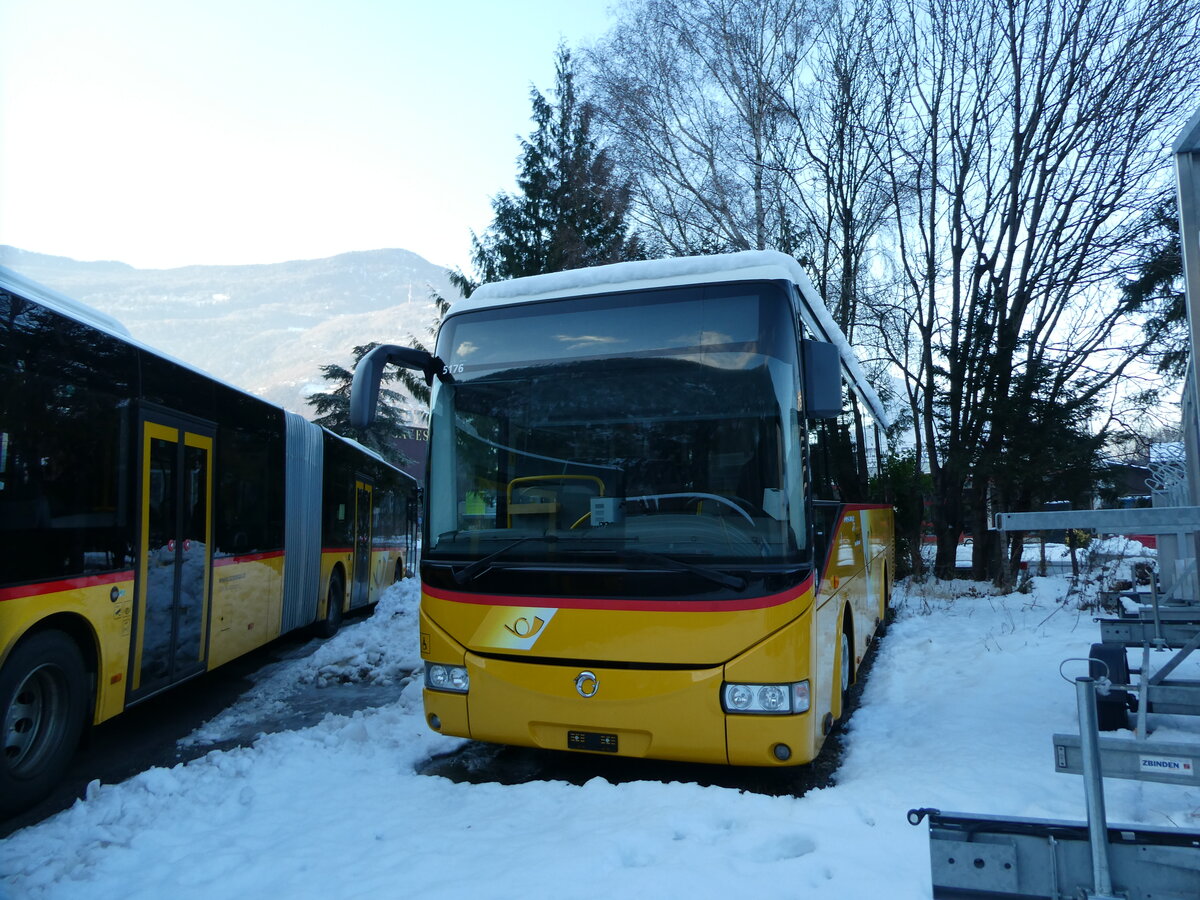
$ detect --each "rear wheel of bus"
[838,624,855,721]
[0,630,89,817]
[314,571,345,639]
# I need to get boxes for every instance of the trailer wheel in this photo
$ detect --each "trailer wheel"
[1089,642,1130,731]
[314,571,345,639]
[0,630,88,817]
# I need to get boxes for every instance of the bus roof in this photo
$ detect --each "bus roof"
[2,265,421,477]
[458,250,890,429]
[323,426,414,480]
[0,264,132,340]
[0,263,267,401]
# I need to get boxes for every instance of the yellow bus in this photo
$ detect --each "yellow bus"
[352,250,892,768]
[0,266,419,816]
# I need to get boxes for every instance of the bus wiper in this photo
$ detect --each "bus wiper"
[619,547,747,591]
[453,534,556,585]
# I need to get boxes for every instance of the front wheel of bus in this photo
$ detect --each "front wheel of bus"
[0,630,88,817]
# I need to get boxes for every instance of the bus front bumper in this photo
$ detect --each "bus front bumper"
[423,653,818,767]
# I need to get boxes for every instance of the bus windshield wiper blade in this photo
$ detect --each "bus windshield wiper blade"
[619,548,746,591]
[453,534,555,585]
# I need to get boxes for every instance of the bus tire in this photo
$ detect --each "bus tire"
[1089,642,1130,731]
[882,565,891,622]
[838,625,854,721]
[314,572,345,639]
[0,630,89,817]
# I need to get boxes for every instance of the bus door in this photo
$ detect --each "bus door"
[351,478,373,607]
[130,413,214,698]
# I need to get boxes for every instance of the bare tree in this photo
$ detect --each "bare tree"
[586,0,1200,582]
[781,0,893,338]
[586,0,830,255]
[871,0,1200,579]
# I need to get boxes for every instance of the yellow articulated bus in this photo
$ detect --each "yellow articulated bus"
[0,266,419,816]
[352,250,892,768]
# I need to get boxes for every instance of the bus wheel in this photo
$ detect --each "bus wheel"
[838,627,854,720]
[0,630,88,817]
[314,573,345,639]
[879,566,890,631]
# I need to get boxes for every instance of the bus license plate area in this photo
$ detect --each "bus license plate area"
[568,730,618,753]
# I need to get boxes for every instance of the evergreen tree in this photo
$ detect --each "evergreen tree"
[307,342,413,463]
[468,45,642,287]
[395,288,453,415]
[1121,191,1186,379]
[990,367,1110,586]
[869,450,930,581]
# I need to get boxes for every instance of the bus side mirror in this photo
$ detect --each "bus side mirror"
[801,339,841,419]
[350,344,441,429]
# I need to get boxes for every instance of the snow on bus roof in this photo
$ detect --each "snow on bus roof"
[459,250,890,429]
[460,249,811,310]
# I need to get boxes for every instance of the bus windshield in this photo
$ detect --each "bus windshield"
[425,282,808,589]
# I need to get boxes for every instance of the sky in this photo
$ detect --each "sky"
[0,0,618,274]
[4,542,1198,898]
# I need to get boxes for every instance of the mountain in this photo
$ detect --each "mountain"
[0,246,454,415]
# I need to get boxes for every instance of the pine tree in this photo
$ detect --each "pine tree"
[1121,191,1186,378]
[468,45,642,286]
[307,342,413,463]
[395,288,453,415]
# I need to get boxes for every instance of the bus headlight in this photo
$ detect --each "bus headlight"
[727,684,753,710]
[721,680,809,715]
[426,663,470,693]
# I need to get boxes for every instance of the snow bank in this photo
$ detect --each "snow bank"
[2,576,1198,899]
[182,578,424,746]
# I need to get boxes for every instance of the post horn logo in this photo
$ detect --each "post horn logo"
[504,615,546,638]
[575,670,599,698]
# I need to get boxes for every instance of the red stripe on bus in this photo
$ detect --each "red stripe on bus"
[423,576,814,613]
[0,570,135,602]
[322,546,406,554]
[213,550,284,567]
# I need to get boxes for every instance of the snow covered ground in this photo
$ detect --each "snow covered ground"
[3,552,1198,899]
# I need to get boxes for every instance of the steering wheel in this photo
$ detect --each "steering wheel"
[682,493,764,522]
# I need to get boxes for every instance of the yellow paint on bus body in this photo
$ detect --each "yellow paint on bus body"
[2,544,407,730]
[421,505,894,767]
[208,554,285,669]
[0,579,135,725]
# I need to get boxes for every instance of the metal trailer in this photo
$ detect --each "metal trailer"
[911,95,1200,900]
[1177,106,1200,510]
[913,809,1200,900]
[996,507,1200,729]
[912,678,1200,899]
